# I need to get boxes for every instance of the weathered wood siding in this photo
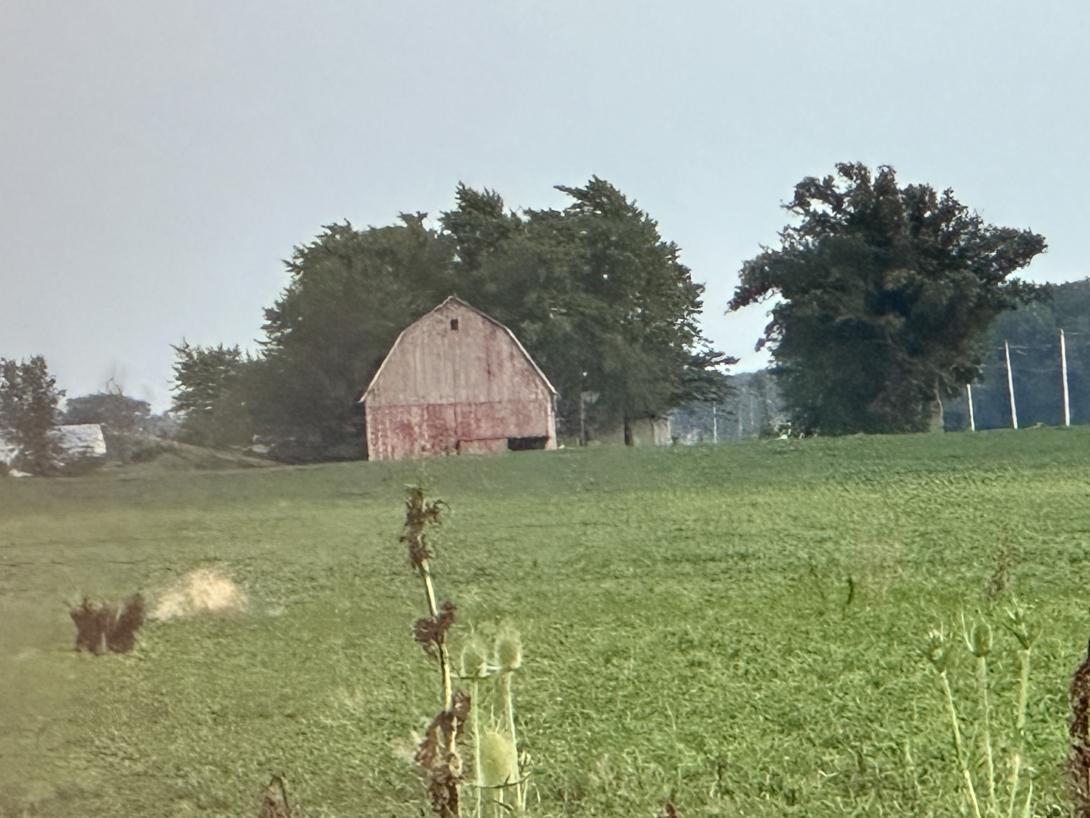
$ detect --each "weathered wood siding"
[364,299,557,461]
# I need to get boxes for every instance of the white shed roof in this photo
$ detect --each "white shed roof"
[0,423,107,465]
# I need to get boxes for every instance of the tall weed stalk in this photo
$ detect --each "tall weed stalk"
[460,627,529,817]
[402,488,531,817]
[495,628,525,810]
[402,486,467,818]
[924,604,1034,818]
[460,638,489,818]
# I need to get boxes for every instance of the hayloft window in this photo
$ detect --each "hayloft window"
[450,318,459,331]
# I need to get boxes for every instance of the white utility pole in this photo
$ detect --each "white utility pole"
[966,384,975,432]
[579,391,587,446]
[1005,340,1019,430]
[712,403,718,444]
[1061,329,1071,427]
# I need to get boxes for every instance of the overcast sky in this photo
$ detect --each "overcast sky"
[2,1,1087,411]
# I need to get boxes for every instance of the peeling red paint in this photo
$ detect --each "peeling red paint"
[362,298,557,461]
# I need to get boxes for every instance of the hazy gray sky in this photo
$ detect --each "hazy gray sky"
[3,1,1087,410]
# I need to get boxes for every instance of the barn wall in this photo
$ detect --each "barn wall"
[366,399,555,461]
[365,301,557,461]
[367,302,552,406]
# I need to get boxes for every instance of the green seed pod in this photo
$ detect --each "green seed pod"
[479,728,518,789]
[925,629,947,672]
[969,621,992,658]
[495,629,523,673]
[460,637,489,679]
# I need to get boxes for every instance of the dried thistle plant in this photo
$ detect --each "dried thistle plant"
[257,774,292,818]
[70,597,113,654]
[1070,637,1090,817]
[69,593,145,655]
[984,546,1015,601]
[107,594,146,654]
[415,601,458,661]
[400,489,533,817]
[402,486,467,817]
[403,486,454,708]
[415,691,471,817]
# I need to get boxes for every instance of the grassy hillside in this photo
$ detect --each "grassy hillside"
[3,430,1090,817]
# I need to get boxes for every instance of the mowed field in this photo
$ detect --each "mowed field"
[3,430,1090,817]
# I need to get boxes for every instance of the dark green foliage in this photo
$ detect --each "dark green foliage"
[170,342,254,447]
[671,370,785,442]
[63,390,150,433]
[442,179,732,435]
[0,355,65,474]
[253,215,452,459]
[943,279,1090,430]
[730,163,1047,434]
[182,181,730,459]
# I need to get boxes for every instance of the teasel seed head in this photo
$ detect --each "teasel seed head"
[925,628,948,672]
[495,628,523,673]
[479,728,518,789]
[460,637,490,680]
[968,621,992,658]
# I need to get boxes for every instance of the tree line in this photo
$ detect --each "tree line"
[174,165,1047,458]
[173,178,731,460]
[0,361,165,475]
[3,163,1052,472]
[676,275,1090,440]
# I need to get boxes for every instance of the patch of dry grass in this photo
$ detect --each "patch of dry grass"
[152,567,248,620]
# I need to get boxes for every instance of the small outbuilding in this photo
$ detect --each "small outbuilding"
[0,423,107,473]
[361,297,558,461]
[54,424,108,459]
[599,416,673,447]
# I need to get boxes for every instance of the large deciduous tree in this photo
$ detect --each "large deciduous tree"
[64,388,151,433]
[170,342,253,447]
[0,356,65,474]
[729,163,1047,434]
[253,215,453,456]
[443,179,732,439]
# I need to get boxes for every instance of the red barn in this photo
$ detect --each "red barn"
[361,297,558,461]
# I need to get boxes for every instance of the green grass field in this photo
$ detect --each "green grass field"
[3,429,1090,817]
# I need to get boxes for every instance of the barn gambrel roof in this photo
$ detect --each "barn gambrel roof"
[360,296,558,403]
